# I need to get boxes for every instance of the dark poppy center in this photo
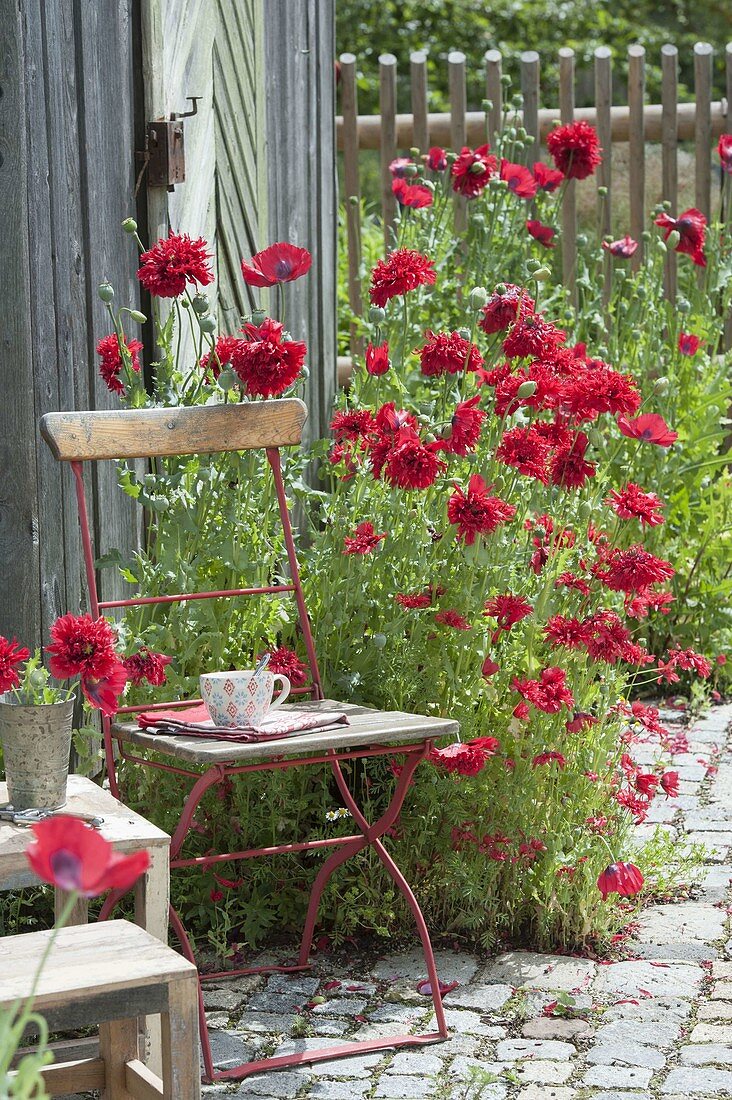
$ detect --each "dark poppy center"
[641,429,653,438]
[274,259,293,279]
[50,849,83,891]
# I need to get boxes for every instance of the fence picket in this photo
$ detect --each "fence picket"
[594,47,612,305]
[449,51,468,233]
[726,44,732,350]
[485,50,502,143]
[521,51,540,158]
[694,42,714,221]
[661,44,678,301]
[379,53,397,247]
[410,50,429,154]
[559,47,577,305]
[628,44,646,268]
[340,54,363,354]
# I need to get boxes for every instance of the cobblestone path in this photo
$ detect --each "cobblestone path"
[200,702,732,1099]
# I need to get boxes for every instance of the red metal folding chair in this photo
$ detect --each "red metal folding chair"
[41,398,458,1083]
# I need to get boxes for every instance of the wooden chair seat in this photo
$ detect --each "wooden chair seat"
[112,698,458,766]
[2,919,200,1098]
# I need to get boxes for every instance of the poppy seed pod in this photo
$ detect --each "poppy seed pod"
[369,306,386,323]
[191,294,209,315]
[666,230,681,249]
[98,282,114,302]
[121,217,137,233]
[199,315,217,334]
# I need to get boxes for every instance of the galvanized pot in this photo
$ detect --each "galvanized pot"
[0,694,75,811]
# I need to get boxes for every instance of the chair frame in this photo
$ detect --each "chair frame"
[41,399,450,1083]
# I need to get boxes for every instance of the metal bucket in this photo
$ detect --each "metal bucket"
[0,694,75,810]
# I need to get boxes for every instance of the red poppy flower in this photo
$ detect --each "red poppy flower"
[602,235,638,258]
[503,313,566,359]
[451,144,497,198]
[484,594,533,638]
[447,474,517,545]
[562,363,641,421]
[500,159,537,199]
[434,609,471,630]
[240,242,312,287]
[383,429,445,490]
[137,232,214,298]
[395,591,433,609]
[513,667,574,714]
[532,161,564,192]
[230,317,306,397]
[596,861,644,901]
[606,484,665,527]
[496,425,551,483]
[546,121,602,180]
[598,546,675,593]
[123,648,172,687]
[566,712,598,734]
[719,134,732,174]
[479,284,535,335]
[441,395,485,455]
[427,147,448,171]
[418,331,483,376]
[365,341,391,376]
[550,431,596,490]
[678,332,703,356]
[555,571,591,596]
[81,661,128,717]
[266,646,308,687]
[343,521,388,555]
[45,614,119,682]
[543,615,593,650]
[392,178,433,209]
[660,770,679,797]
[96,334,143,395]
[532,751,567,768]
[0,636,31,695]
[430,736,497,776]
[370,249,436,307]
[199,335,241,382]
[26,815,150,897]
[617,412,678,447]
[389,157,413,178]
[526,220,555,248]
[654,208,707,267]
[330,408,376,441]
[482,656,500,678]
[662,647,712,679]
[635,772,659,797]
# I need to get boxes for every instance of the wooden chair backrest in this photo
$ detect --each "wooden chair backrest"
[40,398,308,462]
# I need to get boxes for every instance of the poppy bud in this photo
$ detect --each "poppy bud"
[469,286,488,309]
[369,306,386,323]
[576,234,588,247]
[641,230,652,242]
[526,259,542,273]
[654,376,669,393]
[98,282,114,302]
[199,315,217,334]
[409,147,420,158]
[472,213,486,227]
[180,295,191,308]
[662,199,672,210]
[514,140,525,151]
[495,283,507,295]
[446,152,458,164]
[533,266,551,281]
[524,134,535,145]
[511,94,523,108]
[667,230,681,248]
[191,294,209,315]
[579,501,593,519]
[129,310,147,324]
[372,633,387,649]
[218,368,238,391]
[598,186,608,197]
[251,308,267,325]
[121,217,138,233]
[516,126,527,140]
[404,163,419,178]
[500,73,512,86]
[677,298,690,314]
[516,380,537,399]
[470,161,487,175]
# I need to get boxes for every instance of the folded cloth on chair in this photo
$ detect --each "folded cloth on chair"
[136,703,350,743]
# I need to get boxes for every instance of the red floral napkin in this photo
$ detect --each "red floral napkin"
[137,702,349,743]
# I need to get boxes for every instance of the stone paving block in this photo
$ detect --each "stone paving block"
[635,902,727,944]
[713,961,732,978]
[589,1094,646,1100]
[516,1088,576,1100]
[207,1030,256,1069]
[205,1011,230,1029]
[203,987,246,1011]
[697,865,732,903]
[375,1076,438,1098]
[585,1040,666,1068]
[331,980,377,997]
[308,1051,384,1078]
[685,809,732,831]
[521,1016,593,1040]
[592,1017,682,1047]
[699,1001,732,1020]
[495,1038,577,1061]
[685,832,732,859]
[582,1064,654,1089]
[240,1070,312,1097]
[633,823,677,844]
[371,947,479,985]
[662,1066,732,1093]
[633,941,719,962]
[449,982,513,1012]
[449,1057,508,1093]
[512,1060,574,1085]
[482,951,596,991]
[601,995,692,1021]
[385,1051,444,1075]
[367,1003,428,1026]
[680,1043,732,1064]
[711,981,732,1000]
[236,1011,295,1034]
[311,997,369,1017]
[592,960,704,998]
[248,991,312,1013]
[425,1008,493,1035]
[265,973,321,997]
[690,1022,732,1042]
[307,1082,371,1099]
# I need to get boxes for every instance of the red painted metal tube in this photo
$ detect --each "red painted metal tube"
[172,833,364,869]
[98,583,296,609]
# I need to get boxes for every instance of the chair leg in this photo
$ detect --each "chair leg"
[99,1016,138,1099]
[161,975,201,1099]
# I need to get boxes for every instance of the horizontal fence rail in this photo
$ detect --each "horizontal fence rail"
[337,41,732,360]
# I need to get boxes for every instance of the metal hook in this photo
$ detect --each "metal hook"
[172,96,201,121]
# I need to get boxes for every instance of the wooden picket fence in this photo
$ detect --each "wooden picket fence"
[337,42,732,359]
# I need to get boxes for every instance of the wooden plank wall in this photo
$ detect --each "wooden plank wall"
[0,0,140,645]
[263,0,337,444]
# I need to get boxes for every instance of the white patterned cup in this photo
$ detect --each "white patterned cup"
[200,670,291,728]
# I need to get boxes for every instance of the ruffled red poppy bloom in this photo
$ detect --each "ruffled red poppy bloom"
[45,614,119,682]
[479,284,535,335]
[550,431,596,489]
[532,751,567,768]
[513,667,575,713]
[383,429,445,490]
[392,178,433,209]
[546,121,602,180]
[447,474,516,545]
[555,571,591,596]
[719,134,732,174]
[659,647,712,680]
[230,317,306,397]
[532,161,564,192]
[343,521,388,555]
[26,815,150,897]
[635,772,659,797]
[199,334,241,382]
[123,648,172,687]
[441,395,485,455]
[389,157,413,178]
[654,208,707,267]
[427,147,448,171]
[543,615,593,649]
[678,332,703,356]
[370,249,436,307]
[503,313,566,359]
[500,159,537,199]
[365,341,390,376]
[451,144,497,198]
[434,609,471,630]
[526,220,555,248]
[266,646,308,687]
[496,425,551,483]
[430,736,498,776]
[562,362,641,421]
[660,770,679,797]
[137,232,214,298]
[330,408,376,441]
[617,412,678,447]
[240,242,312,287]
[566,712,598,733]
[598,545,675,593]
[606,484,665,527]
[418,331,483,376]
[81,661,128,717]
[0,636,31,694]
[596,861,644,901]
[395,590,433,609]
[602,235,638,258]
[96,334,143,395]
[484,594,533,638]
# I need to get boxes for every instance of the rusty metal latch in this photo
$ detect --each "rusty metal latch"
[145,97,201,191]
